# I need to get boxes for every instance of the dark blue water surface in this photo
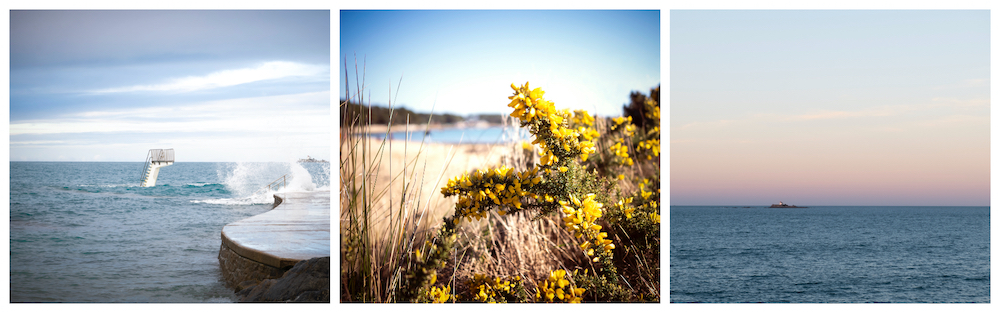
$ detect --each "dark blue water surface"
[670,206,989,303]
[9,162,330,302]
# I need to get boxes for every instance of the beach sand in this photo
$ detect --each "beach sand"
[340,137,517,235]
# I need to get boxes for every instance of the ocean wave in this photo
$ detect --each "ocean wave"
[185,183,224,187]
[76,184,139,188]
[197,161,329,205]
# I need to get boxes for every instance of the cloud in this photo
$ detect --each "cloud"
[676,119,735,130]
[8,140,70,146]
[933,78,989,90]
[781,99,987,122]
[10,91,330,136]
[929,97,989,108]
[916,115,989,128]
[784,107,899,121]
[88,61,327,94]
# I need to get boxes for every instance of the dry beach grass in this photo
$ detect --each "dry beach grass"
[339,137,511,241]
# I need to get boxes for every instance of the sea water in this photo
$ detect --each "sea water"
[368,126,531,144]
[9,161,330,302]
[669,206,990,303]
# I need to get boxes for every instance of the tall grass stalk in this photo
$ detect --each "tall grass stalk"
[341,56,446,302]
[339,57,509,302]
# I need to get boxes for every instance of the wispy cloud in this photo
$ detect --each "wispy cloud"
[933,78,989,90]
[676,119,735,130]
[916,114,989,128]
[674,101,968,133]
[88,61,327,94]
[929,97,989,108]
[782,106,903,121]
[10,91,330,136]
[677,105,916,130]
[781,99,987,122]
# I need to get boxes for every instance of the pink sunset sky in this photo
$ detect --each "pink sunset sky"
[670,10,989,206]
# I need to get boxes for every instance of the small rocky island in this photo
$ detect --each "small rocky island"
[298,155,328,163]
[770,201,807,208]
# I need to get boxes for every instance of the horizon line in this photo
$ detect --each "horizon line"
[670,204,990,207]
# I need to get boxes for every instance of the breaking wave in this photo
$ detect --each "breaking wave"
[192,161,330,205]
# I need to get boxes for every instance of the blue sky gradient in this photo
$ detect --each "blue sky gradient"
[340,10,660,118]
[10,10,330,162]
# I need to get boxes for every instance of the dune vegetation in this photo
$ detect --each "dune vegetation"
[340,62,660,303]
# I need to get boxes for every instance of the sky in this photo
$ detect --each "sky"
[671,10,990,206]
[339,10,660,118]
[9,10,331,162]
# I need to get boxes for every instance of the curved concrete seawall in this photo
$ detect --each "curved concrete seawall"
[218,191,330,290]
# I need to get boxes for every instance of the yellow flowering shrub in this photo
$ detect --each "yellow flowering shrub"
[442,82,607,222]
[417,272,451,303]
[508,82,597,165]
[616,197,635,220]
[535,269,585,303]
[397,217,458,303]
[440,166,543,221]
[605,176,660,255]
[610,140,634,167]
[463,274,526,303]
[402,82,660,303]
[427,285,451,303]
[637,178,659,214]
[560,194,614,263]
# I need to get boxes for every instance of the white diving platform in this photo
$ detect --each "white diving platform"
[140,148,174,187]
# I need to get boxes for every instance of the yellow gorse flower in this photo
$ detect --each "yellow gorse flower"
[521,141,534,151]
[610,140,634,166]
[636,137,660,160]
[616,197,635,219]
[630,178,661,224]
[441,166,542,221]
[571,109,595,127]
[611,116,632,131]
[560,194,614,261]
[508,82,597,166]
[428,285,450,303]
[467,273,522,303]
[535,269,584,303]
[508,82,554,123]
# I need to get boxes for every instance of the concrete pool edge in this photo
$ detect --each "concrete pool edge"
[217,190,331,290]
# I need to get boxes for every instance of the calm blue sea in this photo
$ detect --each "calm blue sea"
[369,126,531,144]
[9,161,330,303]
[670,206,990,303]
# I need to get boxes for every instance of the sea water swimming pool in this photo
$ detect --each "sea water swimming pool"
[9,161,330,302]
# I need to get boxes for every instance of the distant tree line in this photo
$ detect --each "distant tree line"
[340,100,465,126]
[341,84,660,127]
[471,114,506,124]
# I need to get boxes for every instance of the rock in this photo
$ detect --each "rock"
[237,257,330,302]
[235,280,259,293]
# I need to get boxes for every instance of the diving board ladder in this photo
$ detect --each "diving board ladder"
[140,149,174,187]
